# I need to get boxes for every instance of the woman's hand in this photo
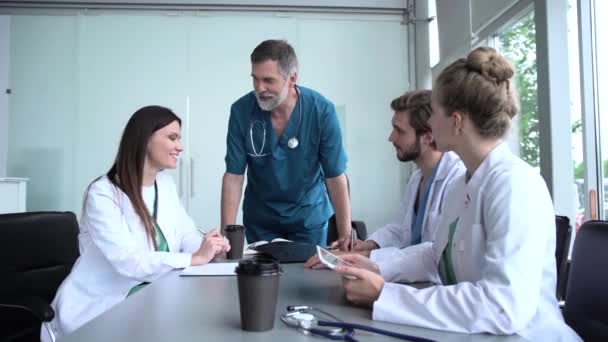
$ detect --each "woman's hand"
[328,238,378,253]
[339,254,381,274]
[352,239,379,252]
[305,250,346,269]
[304,250,372,269]
[191,230,231,265]
[336,264,385,308]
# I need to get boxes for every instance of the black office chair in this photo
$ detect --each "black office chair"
[555,215,572,300]
[0,211,80,342]
[562,220,608,341]
[326,174,367,244]
[326,215,368,245]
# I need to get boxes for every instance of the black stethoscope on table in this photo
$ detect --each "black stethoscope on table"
[248,85,302,157]
[281,306,438,342]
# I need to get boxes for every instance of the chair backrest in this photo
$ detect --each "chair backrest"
[555,215,572,300]
[562,220,608,341]
[326,216,368,244]
[0,211,80,341]
[325,174,368,244]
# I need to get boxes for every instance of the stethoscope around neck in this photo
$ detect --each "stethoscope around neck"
[281,305,438,342]
[248,85,302,157]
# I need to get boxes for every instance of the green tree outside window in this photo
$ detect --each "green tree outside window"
[499,13,592,180]
[498,13,539,167]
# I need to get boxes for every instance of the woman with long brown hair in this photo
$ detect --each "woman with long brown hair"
[44,106,230,340]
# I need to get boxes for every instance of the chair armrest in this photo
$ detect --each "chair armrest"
[352,221,367,240]
[0,295,55,322]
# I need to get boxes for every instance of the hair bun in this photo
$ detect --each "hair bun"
[466,47,514,83]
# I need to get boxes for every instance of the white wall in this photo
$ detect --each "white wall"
[0,0,408,11]
[7,12,409,233]
[8,16,78,211]
[470,0,520,35]
[432,0,532,78]
[0,16,9,177]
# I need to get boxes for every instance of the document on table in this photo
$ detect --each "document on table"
[181,262,238,276]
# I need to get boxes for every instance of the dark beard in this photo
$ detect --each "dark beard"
[397,139,421,162]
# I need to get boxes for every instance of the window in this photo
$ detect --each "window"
[497,6,586,233]
[497,12,539,167]
[428,0,439,67]
[595,0,608,219]
[567,0,585,230]
[578,0,607,224]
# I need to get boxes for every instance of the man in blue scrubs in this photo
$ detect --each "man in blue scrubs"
[221,39,352,249]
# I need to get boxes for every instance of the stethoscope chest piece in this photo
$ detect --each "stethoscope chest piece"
[282,305,438,342]
[282,312,316,330]
[287,137,299,149]
[281,306,346,338]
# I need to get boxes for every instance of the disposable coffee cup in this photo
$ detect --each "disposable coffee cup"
[225,224,246,260]
[235,258,282,331]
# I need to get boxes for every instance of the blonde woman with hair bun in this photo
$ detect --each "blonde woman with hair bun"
[333,47,581,341]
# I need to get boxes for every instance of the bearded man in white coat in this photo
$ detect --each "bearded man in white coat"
[307,89,464,273]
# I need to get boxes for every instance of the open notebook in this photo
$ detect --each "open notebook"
[246,237,292,250]
[249,239,316,263]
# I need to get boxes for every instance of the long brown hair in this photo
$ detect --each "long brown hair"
[101,106,181,248]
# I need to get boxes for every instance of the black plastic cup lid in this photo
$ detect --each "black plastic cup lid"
[225,224,245,232]
[235,258,281,276]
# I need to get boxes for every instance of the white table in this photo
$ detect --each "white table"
[59,263,526,342]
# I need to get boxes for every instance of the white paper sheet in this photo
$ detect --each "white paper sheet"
[180,262,238,276]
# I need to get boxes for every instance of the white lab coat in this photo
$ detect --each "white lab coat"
[44,172,203,340]
[372,144,581,341]
[369,152,464,274]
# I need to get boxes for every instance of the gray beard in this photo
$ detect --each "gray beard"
[256,96,280,111]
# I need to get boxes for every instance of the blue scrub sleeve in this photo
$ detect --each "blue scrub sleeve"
[319,103,348,178]
[225,105,247,175]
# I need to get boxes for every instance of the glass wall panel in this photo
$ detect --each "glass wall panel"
[594,0,608,219]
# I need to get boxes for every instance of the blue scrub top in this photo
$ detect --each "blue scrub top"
[410,161,440,245]
[225,86,348,230]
